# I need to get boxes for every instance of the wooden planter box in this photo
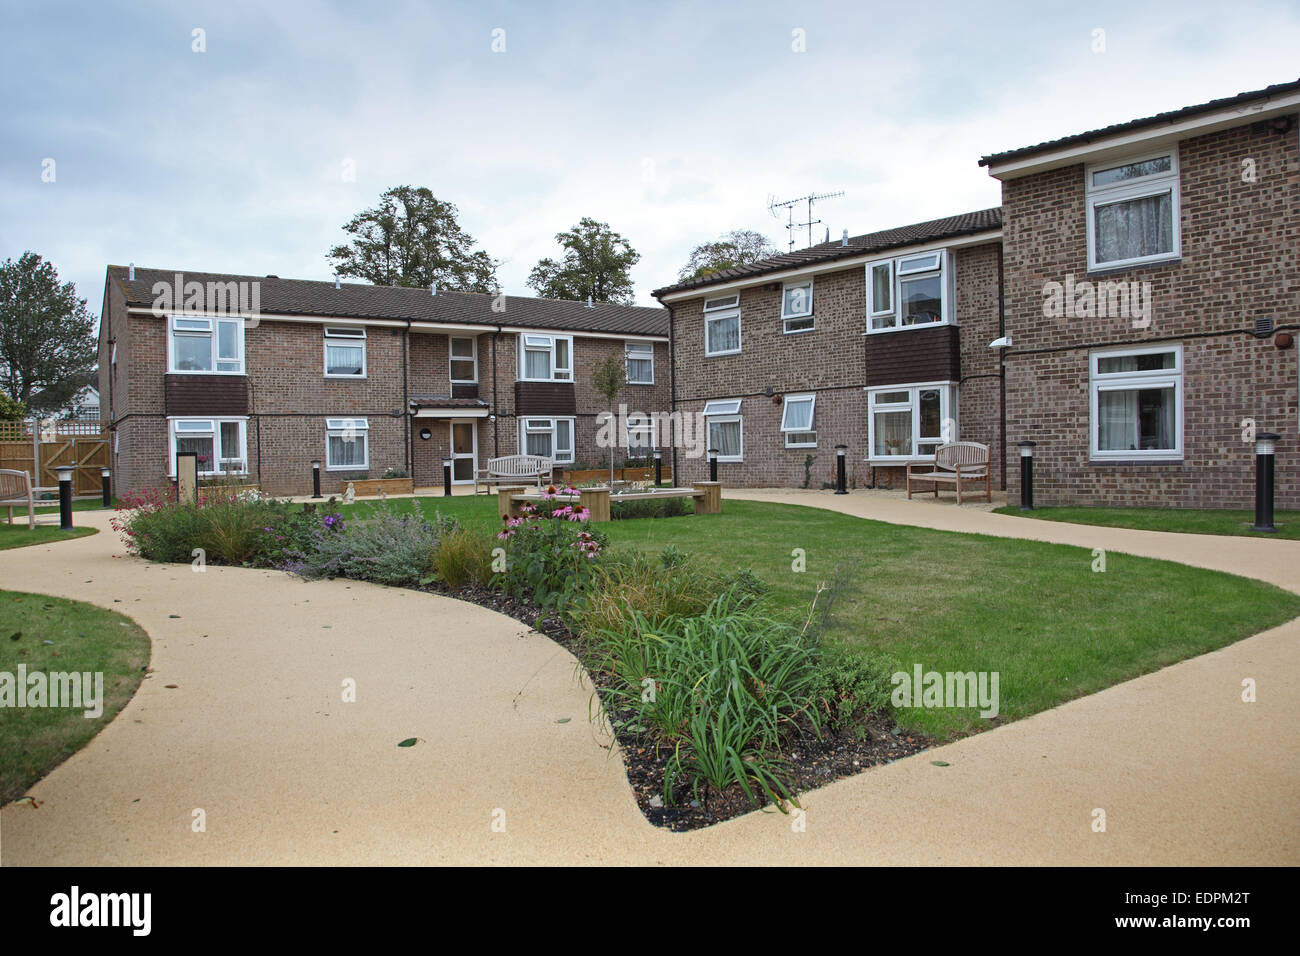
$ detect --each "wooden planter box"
[347,477,415,497]
[561,466,672,484]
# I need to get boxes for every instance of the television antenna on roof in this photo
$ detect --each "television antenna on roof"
[768,190,846,252]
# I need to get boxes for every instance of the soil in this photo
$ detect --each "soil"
[422,581,933,832]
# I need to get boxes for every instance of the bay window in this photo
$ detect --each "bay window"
[324,326,366,377]
[325,417,369,471]
[702,399,743,462]
[1086,152,1180,270]
[780,393,817,447]
[169,315,244,373]
[866,251,951,331]
[520,334,572,381]
[1090,345,1183,460]
[169,417,246,476]
[782,279,814,333]
[450,336,478,383]
[866,384,955,459]
[625,341,654,384]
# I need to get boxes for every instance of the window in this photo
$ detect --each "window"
[1089,345,1182,460]
[519,417,574,463]
[169,418,246,476]
[626,413,656,457]
[702,399,743,462]
[782,280,814,333]
[866,384,955,459]
[780,393,817,447]
[520,334,572,381]
[325,418,369,471]
[324,326,366,377]
[705,310,741,357]
[702,293,739,312]
[168,315,244,373]
[450,336,478,383]
[625,341,654,384]
[866,251,951,331]
[1086,152,1180,270]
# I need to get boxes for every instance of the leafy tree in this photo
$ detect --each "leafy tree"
[677,229,778,281]
[0,390,24,421]
[527,218,640,304]
[0,252,97,407]
[591,352,626,485]
[328,186,497,292]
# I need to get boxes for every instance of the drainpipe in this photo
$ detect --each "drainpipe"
[403,320,411,476]
[492,325,501,458]
[658,298,678,488]
[997,243,1007,492]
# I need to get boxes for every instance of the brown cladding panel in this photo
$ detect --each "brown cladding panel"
[514,381,576,415]
[865,326,961,387]
[451,383,479,400]
[164,375,250,416]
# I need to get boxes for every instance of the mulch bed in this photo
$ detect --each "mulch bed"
[421,581,933,832]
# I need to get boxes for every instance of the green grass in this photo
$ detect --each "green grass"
[0,590,150,804]
[0,523,96,550]
[32,498,116,515]
[342,494,1300,738]
[993,505,1300,540]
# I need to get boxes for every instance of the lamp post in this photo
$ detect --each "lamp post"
[55,466,75,530]
[100,467,112,507]
[1018,441,1036,511]
[1252,433,1279,533]
[311,459,322,499]
[707,448,718,483]
[653,449,663,486]
[442,457,453,497]
[834,444,848,494]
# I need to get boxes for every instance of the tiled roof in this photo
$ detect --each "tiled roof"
[979,78,1300,167]
[106,266,669,337]
[408,395,489,408]
[652,208,1002,297]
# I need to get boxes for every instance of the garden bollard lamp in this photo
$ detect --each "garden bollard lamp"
[311,459,322,498]
[101,467,111,507]
[835,444,848,494]
[442,458,453,497]
[1018,441,1036,511]
[653,449,662,486]
[707,448,718,482]
[56,466,75,530]
[1252,433,1279,533]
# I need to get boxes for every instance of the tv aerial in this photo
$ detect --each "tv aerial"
[768,190,845,251]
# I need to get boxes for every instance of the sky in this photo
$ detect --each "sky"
[3,0,1300,317]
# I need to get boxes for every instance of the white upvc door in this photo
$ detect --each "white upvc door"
[450,420,477,484]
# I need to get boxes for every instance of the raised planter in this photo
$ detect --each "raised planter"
[346,477,415,497]
[562,466,672,484]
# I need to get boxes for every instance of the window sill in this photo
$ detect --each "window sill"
[518,378,575,384]
[1086,255,1181,277]
[168,370,247,376]
[1088,457,1184,465]
[325,374,367,380]
[863,322,954,336]
[627,380,655,386]
[326,466,371,473]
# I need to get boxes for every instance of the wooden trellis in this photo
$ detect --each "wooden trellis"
[0,419,111,497]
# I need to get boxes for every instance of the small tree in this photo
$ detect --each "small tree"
[0,390,24,422]
[591,352,626,487]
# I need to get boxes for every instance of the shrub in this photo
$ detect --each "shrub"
[497,502,607,613]
[291,501,440,587]
[808,647,898,736]
[381,466,410,479]
[433,526,494,588]
[609,495,692,520]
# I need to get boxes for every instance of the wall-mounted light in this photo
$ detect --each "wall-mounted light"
[988,335,1012,349]
[419,428,432,441]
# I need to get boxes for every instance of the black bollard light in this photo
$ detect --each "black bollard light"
[311,459,322,498]
[1018,441,1036,511]
[56,465,75,530]
[1252,432,1279,533]
[101,467,112,507]
[653,449,663,486]
[835,444,848,494]
[707,448,718,482]
[442,457,453,497]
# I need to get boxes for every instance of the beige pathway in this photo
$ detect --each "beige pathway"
[1,495,1296,865]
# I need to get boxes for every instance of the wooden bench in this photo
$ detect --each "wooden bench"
[906,442,991,504]
[474,454,554,494]
[0,468,36,529]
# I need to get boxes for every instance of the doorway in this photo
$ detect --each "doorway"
[450,420,477,484]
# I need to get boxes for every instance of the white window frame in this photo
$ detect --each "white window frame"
[865,250,952,333]
[625,413,656,457]
[624,341,654,385]
[781,279,814,333]
[865,383,956,461]
[780,393,817,448]
[1088,344,1184,462]
[705,310,742,357]
[323,326,367,378]
[518,334,573,382]
[702,293,740,312]
[168,416,248,477]
[518,416,575,464]
[450,336,478,384]
[325,417,370,471]
[702,398,743,463]
[1085,150,1181,271]
[167,315,245,374]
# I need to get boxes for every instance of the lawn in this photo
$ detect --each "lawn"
[992,505,1300,539]
[0,523,96,550]
[0,590,150,804]
[343,494,1300,737]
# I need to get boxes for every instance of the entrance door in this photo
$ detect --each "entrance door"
[450,421,477,484]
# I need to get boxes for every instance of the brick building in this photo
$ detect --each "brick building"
[98,267,668,496]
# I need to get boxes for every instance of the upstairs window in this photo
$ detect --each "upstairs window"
[781,280,814,333]
[1086,152,1180,270]
[702,293,739,312]
[450,336,478,383]
[705,310,741,356]
[169,315,244,373]
[625,341,654,384]
[866,251,950,332]
[780,393,817,447]
[325,417,369,471]
[324,326,366,377]
[520,334,572,382]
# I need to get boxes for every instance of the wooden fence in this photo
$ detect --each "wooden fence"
[0,419,111,497]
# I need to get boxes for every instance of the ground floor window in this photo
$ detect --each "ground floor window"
[520,417,574,464]
[326,418,369,470]
[169,417,247,476]
[866,383,955,459]
[626,413,656,457]
[702,399,743,462]
[781,393,817,447]
[1090,345,1182,460]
